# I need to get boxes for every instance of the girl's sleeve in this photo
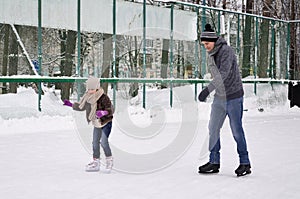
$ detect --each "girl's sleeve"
[72,102,86,111]
[102,95,114,116]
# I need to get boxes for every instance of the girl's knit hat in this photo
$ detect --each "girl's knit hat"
[86,77,100,90]
[200,24,218,42]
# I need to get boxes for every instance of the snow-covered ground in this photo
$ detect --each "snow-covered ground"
[0,83,299,199]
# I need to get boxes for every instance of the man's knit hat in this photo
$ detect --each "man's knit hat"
[200,24,218,42]
[86,77,100,90]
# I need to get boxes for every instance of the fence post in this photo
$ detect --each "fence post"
[169,3,174,108]
[254,16,259,95]
[142,0,146,109]
[77,0,81,77]
[194,7,200,101]
[236,14,240,57]
[269,20,276,79]
[217,10,221,35]
[37,0,42,112]
[76,0,81,101]
[112,0,117,109]
[286,22,290,79]
[200,1,207,78]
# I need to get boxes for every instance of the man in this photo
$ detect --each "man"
[198,24,251,177]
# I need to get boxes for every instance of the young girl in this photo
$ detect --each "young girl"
[63,77,114,172]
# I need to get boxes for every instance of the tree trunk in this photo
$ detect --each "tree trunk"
[242,0,253,78]
[59,30,76,100]
[102,34,112,93]
[289,0,297,79]
[17,25,36,75]
[63,30,76,99]
[2,24,10,94]
[8,25,19,93]
[134,36,138,74]
[258,21,269,78]
[115,35,121,79]
[161,39,169,88]
[258,0,272,78]
[57,30,66,96]
[128,36,138,98]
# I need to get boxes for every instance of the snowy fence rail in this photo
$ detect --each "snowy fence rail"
[0,76,292,111]
[0,76,292,84]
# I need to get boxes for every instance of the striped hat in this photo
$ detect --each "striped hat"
[200,24,218,42]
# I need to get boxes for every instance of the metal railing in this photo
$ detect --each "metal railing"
[1,1,299,111]
[0,76,291,111]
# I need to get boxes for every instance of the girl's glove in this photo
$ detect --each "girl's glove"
[96,110,108,118]
[63,99,73,107]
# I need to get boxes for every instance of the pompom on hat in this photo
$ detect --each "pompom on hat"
[86,77,100,90]
[200,24,218,42]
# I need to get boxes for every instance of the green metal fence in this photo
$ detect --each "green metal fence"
[0,76,291,111]
[0,1,299,111]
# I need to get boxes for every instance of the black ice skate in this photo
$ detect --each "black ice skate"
[235,164,251,177]
[198,162,220,174]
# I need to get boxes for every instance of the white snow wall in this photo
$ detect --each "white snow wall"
[0,0,197,41]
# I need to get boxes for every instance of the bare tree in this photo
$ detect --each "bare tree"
[258,0,273,78]
[1,24,9,94]
[242,0,254,77]
[8,25,20,93]
[102,34,113,94]
[289,0,299,79]
[59,30,77,100]
[161,39,169,88]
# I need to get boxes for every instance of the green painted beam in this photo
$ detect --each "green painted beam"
[169,1,288,23]
[0,76,291,84]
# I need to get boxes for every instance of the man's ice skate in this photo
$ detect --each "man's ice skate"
[235,164,251,177]
[198,162,220,174]
[85,159,100,172]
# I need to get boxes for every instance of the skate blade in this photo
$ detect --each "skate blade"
[198,169,219,174]
[85,166,100,172]
[236,170,251,177]
[101,169,112,174]
[85,169,100,172]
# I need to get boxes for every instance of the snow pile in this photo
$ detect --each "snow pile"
[0,86,74,135]
[0,86,72,120]
[0,83,293,121]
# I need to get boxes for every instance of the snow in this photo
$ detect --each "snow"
[0,83,300,199]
